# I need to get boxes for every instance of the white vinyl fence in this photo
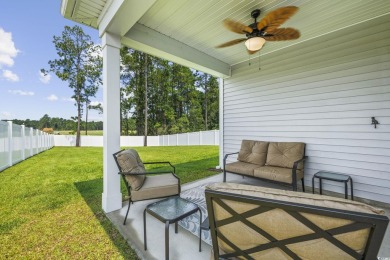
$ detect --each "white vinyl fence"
[53,130,219,147]
[0,121,53,171]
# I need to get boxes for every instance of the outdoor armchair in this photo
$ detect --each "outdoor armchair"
[113,149,181,225]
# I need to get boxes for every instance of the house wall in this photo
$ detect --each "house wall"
[223,14,390,203]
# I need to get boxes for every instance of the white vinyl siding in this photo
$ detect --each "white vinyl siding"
[223,14,390,203]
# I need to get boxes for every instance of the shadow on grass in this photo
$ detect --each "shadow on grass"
[73,156,219,258]
[74,178,136,259]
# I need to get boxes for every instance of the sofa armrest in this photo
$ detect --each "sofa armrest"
[293,156,308,170]
[223,152,239,164]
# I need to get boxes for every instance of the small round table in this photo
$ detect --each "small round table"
[312,171,354,200]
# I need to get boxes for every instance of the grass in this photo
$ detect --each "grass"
[0,146,219,259]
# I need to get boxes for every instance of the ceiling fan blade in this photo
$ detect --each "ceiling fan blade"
[263,28,300,41]
[257,6,298,33]
[216,38,246,48]
[224,19,253,34]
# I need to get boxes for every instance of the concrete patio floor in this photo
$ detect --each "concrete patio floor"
[107,173,390,259]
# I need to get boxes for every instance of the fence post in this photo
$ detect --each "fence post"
[176,133,179,146]
[187,133,189,145]
[29,127,33,157]
[199,131,202,145]
[21,125,25,160]
[7,121,13,167]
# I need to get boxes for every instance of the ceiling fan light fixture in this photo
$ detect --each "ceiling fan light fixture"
[245,37,265,51]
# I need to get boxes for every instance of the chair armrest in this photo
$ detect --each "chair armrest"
[118,171,174,176]
[293,156,308,169]
[143,161,176,174]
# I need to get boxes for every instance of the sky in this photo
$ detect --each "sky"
[0,0,103,121]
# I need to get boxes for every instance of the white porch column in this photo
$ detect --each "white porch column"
[219,78,224,168]
[102,32,122,213]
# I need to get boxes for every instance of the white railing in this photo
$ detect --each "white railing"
[53,130,219,147]
[0,121,54,171]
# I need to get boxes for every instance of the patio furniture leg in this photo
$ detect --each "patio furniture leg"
[175,222,178,234]
[199,209,202,252]
[312,177,315,194]
[319,178,323,194]
[144,209,147,250]
[301,178,305,192]
[223,170,226,182]
[345,182,348,199]
[124,200,131,225]
[165,221,170,260]
[350,178,354,200]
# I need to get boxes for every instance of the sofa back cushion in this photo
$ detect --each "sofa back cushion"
[237,140,269,166]
[115,149,146,191]
[266,142,305,169]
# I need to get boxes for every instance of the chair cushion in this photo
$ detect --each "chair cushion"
[131,174,179,201]
[115,149,146,191]
[206,183,384,260]
[225,161,261,176]
[237,140,269,166]
[266,142,305,169]
[254,166,303,184]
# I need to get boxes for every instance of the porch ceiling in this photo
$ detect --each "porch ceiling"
[62,0,390,76]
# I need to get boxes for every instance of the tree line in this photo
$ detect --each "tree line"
[36,25,218,144]
[11,114,103,132]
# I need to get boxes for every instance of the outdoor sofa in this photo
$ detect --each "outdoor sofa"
[205,182,389,260]
[224,140,307,191]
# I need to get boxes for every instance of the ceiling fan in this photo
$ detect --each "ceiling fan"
[216,6,300,54]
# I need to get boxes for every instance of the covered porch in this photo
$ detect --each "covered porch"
[61,0,390,258]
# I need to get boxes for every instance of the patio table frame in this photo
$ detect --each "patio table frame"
[143,196,202,260]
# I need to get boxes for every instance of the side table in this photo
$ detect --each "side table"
[312,170,354,200]
[144,196,202,260]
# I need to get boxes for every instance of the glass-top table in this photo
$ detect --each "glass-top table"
[312,170,354,200]
[143,196,202,260]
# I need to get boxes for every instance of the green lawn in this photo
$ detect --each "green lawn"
[0,146,219,259]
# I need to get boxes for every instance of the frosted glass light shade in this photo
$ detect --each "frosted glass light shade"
[245,37,266,51]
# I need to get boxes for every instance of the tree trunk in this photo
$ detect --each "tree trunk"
[76,94,81,147]
[85,102,88,135]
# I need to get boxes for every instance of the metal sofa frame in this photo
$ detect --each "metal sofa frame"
[205,189,388,260]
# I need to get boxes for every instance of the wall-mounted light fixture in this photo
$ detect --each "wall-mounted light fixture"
[371,117,379,128]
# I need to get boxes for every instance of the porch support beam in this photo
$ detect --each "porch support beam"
[101,32,122,213]
[98,0,157,37]
[122,23,231,78]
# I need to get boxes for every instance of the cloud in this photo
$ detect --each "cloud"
[90,101,102,106]
[2,69,19,82]
[8,89,34,96]
[47,94,58,101]
[62,97,75,102]
[39,71,51,84]
[1,111,13,119]
[0,28,19,68]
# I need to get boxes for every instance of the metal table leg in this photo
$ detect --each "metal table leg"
[350,178,354,200]
[319,178,323,194]
[344,181,348,199]
[165,221,170,260]
[144,209,147,250]
[199,209,202,252]
[312,176,315,194]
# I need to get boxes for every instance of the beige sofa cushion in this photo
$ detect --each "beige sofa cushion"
[206,183,384,260]
[254,166,303,183]
[115,149,146,191]
[237,140,269,166]
[131,174,179,201]
[266,142,305,169]
[224,161,260,176]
